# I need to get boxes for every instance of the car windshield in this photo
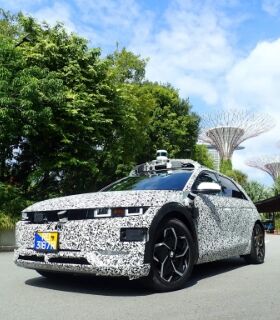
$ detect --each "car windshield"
[102,171,193,191]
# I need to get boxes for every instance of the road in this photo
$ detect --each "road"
[0,234,279,320]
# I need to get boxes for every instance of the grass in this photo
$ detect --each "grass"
[275,215,280,231]
[0,212,17,230]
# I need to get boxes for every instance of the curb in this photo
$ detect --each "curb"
[0,246,16,252]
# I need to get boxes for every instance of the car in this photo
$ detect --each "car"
[14,153,265,291]
[262,219,275,233]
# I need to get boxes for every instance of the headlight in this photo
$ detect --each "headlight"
[93,207,148,218]
[94,208,112,218]
[21,212,29,221]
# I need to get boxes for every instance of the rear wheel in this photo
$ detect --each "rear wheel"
[147,218,195,292]
[243,223,265,264]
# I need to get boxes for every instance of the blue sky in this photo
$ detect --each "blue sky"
[1,0,280,186]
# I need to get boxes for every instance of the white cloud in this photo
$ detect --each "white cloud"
[0,0,43,11]
[75,0,140,28]
[33,2,76,32]
[225,39,280,185]
[127,0,235,104]
[74,0,154,49]
[262,0,280,15]
[175,76,219,105]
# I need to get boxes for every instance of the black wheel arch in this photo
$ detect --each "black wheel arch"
[144,202,199,264]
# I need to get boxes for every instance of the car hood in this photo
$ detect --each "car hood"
[23,190,183,212]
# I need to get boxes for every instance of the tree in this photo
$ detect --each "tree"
[136,82,199,163]
[107,48,147,83]
[193,144,214,169]
[220,159,233,173]
[273,177,280,196]
[0,10,201,205]
[243,181,272,202]
[219,159,248,186]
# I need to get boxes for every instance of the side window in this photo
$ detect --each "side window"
[218,175,247,200]
[192,171,219,192]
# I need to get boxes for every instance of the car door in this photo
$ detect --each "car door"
[191,170,234,263]
[217,175,253,252]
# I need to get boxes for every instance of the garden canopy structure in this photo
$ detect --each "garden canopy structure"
[255,195,280,213]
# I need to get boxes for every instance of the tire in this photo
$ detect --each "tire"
[145,218,195,292]
[36,270,71,279]
[243,223,265,264]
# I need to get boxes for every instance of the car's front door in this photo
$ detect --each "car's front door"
[191,171,241,263]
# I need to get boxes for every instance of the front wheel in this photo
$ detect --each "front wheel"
[243,223,265,264]
[147,218,195,292]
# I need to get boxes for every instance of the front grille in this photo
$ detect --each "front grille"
[24,206,148,224]
[18,255,45,262]
[26,209,96,223]
[48,257,90,265]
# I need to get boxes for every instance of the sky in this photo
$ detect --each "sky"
[1,0,280,186]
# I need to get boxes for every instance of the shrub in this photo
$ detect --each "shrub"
[0,183,32,229]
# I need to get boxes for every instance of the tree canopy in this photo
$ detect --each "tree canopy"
[0,10,212,225]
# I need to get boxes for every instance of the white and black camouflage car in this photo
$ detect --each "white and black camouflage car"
[14,156,265,291]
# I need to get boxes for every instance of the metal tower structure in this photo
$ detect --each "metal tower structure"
[246,155,280,181]
[199,110,273,161]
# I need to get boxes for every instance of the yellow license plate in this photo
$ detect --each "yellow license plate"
[34,232,58,252]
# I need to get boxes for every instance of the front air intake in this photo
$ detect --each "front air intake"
[48,257,90,265]
[18,255,45,262]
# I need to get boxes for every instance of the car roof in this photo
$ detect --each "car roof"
[130,159,203,176]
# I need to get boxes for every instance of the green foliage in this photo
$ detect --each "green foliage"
[0,212,15,230]
[225,169,248,187]
[107,48,147,83]
[219,159,247,186]
[275,214,280,231]
[0,182,31,229]
[272,177,280,196]
[0,10,200,222]
[135,82,199,162]
[0,183,32,217]
[243,181,272,202]
[193,144,215,169]
[220,159,233,173]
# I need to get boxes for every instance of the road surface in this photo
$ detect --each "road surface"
[0,234,279,320]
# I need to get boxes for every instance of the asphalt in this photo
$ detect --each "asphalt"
[0,234,279,320]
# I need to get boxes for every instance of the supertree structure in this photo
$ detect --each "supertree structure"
[199,110,273,161]
[246,155,280,181]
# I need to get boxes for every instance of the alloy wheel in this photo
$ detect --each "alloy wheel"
[254,224,265,260]
[153,227,190,282]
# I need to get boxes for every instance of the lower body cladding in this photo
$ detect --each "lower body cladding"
[14,211,159,280]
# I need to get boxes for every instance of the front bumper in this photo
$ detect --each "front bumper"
[14,248,150,279]
[14,209,158,280]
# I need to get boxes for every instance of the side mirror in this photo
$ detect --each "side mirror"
[196,182,222,194]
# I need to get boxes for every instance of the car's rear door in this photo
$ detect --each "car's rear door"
[217,175,253,250]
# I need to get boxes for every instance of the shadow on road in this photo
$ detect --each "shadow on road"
[25,256,247,296]
[191,256,247,283]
